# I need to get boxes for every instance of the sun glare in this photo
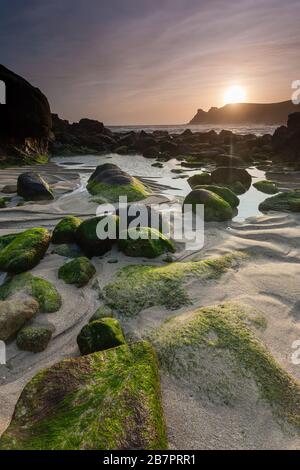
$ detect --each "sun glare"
[223,85,246,105]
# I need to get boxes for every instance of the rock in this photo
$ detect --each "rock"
[188,173,212,188]
[0,273,61,313]
[216,154,244,167]
[77,318,126,355]
[118,227,175,258]
[75,215,119,257]
[89,305,113,323]
[0,341,167,450]
[104,252,246,317]
[51,243,83,258]
[116,204,169,235]
[272,112,300,162]
[1,184,17,194]
[160,140,179,156]
[17,172,54,201]
[0,228,51,273]
[151,162,163,168]
[253,180,279,194]
[184,189,233,221]
[210,167,252,194]
[0,296,39,341]
[0,233,18,251]
[52,216,82,244]
[259,190,300,213]
[0,65,51,163]
[114,145,128,155]
[196,185,239,208]
[87,163,149,202]
[16,326,52,353]
[0,197,7,208]
[58,257,96,287]
[143,147,159,159]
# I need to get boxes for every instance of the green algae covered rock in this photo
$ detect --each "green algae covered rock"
[52,216,82,244]
[51,243,83,258]
[0,273,62,313]
[0,341,167,450]
[253,180,279,194]
[196,185,240,208]
[58,257,96,287]
[89,305,113,322]
[188,172,212,188]
[259,190,300,213]
[77,318,126,355]
[104,252,247,317]
[151,303,300,429]
[0,228,51,273]
[0,233,18,251]
[118,227,175,259]
[16,326,52,353]
[75,215,119,257]
[184,189,233,221]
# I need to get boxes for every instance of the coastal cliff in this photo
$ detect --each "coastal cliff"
[189,101,300,125]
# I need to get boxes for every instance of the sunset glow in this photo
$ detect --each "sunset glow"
[224,86,246,105]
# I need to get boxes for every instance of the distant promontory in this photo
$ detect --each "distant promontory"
[189,100,300,125]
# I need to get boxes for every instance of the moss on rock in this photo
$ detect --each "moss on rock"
[0,273,61,313]
[104,252,247,317]
[52,216,82,244]
[89,305,114,322]
[196,185,240,208]
[58,257,96,287]
[259,190,300,213]
[150,303,300,428]
[0,233,18,251]
[75,215,119,257]
[118,227,176,258]
[0,341,167,450]
[188,172,212,188]
[88,178,149,203]
[0,228,51,273]
[16,326,52,353]
[77,318,126,355]
[51,243,83,258]
[184,189,233,221]
[253,180,279,194]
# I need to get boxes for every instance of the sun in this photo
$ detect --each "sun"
[223,85,246,105]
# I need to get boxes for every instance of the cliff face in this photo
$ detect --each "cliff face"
[0,65,52,163]
[189,101,300,125]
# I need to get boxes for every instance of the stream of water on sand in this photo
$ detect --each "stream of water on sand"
[53,153,268,222]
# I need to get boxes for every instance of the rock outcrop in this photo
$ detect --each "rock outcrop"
[272,112,300,162]
[189,101,300,125]
[0,64,52,164]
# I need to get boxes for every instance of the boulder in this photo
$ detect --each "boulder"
[253,180,279,194]
[0,341,167,450]
[0,296,39,341]
[87,163,149,202]
[17,173,54,201]
[89,305,113,323]
[58,257,96,287]
[188,173,212,188]
[259,190,300,213]
[118,227,175,258]
[0,228,51,273]
[0,273,61,313]
[196,185,239,208]
[272,112,300,162]
[75,215,119,257]
[184,189,233,221]
[52,216,82,244]
[0,64,51,162]
[211,167,252,194]
[16,326,52,353]
[77,317,126,355]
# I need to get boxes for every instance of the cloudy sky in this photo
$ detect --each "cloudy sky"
[1,0,300,124]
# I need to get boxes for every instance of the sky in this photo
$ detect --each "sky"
[1,0,300,124]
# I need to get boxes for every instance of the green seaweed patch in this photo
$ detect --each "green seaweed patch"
[52,216,82,244]
[58,257,96,287]
[259,190,300,213]
[0,273,62,313]
[118,227,176,259]
[104,252,247,317]
[0,341,167,450]
[253,180,279,194]
[150,303,300,428]
[0,228,51,273]
[17,326,52,353]
[87,177,149,203]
